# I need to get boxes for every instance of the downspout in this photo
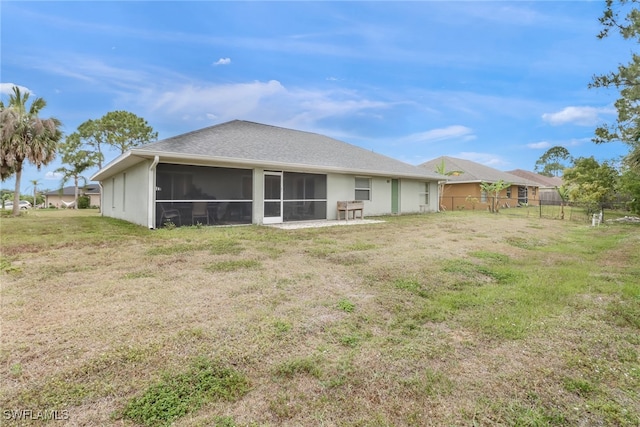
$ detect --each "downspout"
[98,183,103,215]
[148,156,160,229]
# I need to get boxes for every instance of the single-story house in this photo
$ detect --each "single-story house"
[44,184,101,208]
[507,169,564,205]
[91,120,442,228]
[419,156,540,211]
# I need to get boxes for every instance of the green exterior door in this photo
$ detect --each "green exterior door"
[391,179,399,214]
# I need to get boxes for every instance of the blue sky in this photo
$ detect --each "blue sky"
[0,1,633,193]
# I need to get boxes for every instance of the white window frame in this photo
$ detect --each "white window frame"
[419,182,430,205]
[355,177,371,201]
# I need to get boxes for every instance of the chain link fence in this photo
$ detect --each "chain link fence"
[439,196,630,223]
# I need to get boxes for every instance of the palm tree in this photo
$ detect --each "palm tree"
[56,134,100,209]
[29,179,40,208]
[434,158,463,211]
[480,180,511,213]
[0,86,62,216]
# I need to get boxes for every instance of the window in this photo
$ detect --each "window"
[355,177,371,201]
[122,173,126,211]
[481,190,488,203]
[111,178,116,208]
[518,186,528,204]
[506,187,511,199]
[420,182,429,205]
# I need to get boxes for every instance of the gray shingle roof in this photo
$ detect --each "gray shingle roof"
[507,169,563,188]
[44,184,101,196]
[419,156,533,186]
[132,120,441,180]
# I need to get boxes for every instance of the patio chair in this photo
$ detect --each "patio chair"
[159,204,181,226]
[191,202,209,225]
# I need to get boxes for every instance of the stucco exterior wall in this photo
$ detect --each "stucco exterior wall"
[46,192,101,208]
[400,179,437,213]
[102,160,150,226]
[439,182,539,211]
[98,161,439,226]
[327,174,437,218]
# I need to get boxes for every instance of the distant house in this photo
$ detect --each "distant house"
[507,169,563,205]
[44,184,101,208]
[419,156,540,211]
[91,120,442,228]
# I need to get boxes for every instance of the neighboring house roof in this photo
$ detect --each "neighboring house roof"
[419,156,534,186]
[44,184,101,196]
[92,120,442,181]
[507,169,563,188]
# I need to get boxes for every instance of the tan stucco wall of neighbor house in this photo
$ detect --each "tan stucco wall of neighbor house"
[102,160,150,226]
[46,193,101,208]
[439,183,539,211]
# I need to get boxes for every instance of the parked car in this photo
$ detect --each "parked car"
[3,200,32,210]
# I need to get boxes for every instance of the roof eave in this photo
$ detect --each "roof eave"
[116,149,441,181]
[91,151,137,181]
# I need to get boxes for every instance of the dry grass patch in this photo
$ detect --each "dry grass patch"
[0,211,638,426]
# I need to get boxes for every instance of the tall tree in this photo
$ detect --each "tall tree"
[0,86,62,216]
[590,0,640,173]
[563,157,619,207]
[72,111,157,170]
[56,134,100,209]
[69,119,106,169]
[99,110,158,154]
[534,146,572,177]
[618,166,640,213]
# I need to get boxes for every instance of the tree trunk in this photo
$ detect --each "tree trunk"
[12,163,22,217]
[74,175,79,210]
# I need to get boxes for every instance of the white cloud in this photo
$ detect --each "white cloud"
[147,80,286,121]
[399,126,475,144]
[136,80,393,129]
[527,141,551,149]
[456,151,508,167]
[0,83,31,96]
[213,58,231,66]
[44,171,63,180]
[542,106,609,126]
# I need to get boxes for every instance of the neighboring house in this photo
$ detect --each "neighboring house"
[507,169,564,205]
[419,156,540,211]
[44,184,101,208]
[91,120,442,228]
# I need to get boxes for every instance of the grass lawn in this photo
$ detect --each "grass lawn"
[1,210,639,426]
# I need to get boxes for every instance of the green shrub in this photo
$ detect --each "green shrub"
[121,358,248,427]
[78,195,91,209]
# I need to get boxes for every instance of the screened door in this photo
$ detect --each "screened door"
[263,172,283,224]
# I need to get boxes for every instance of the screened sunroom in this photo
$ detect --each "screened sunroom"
[154,164,328,227]
[155,164,253,228]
